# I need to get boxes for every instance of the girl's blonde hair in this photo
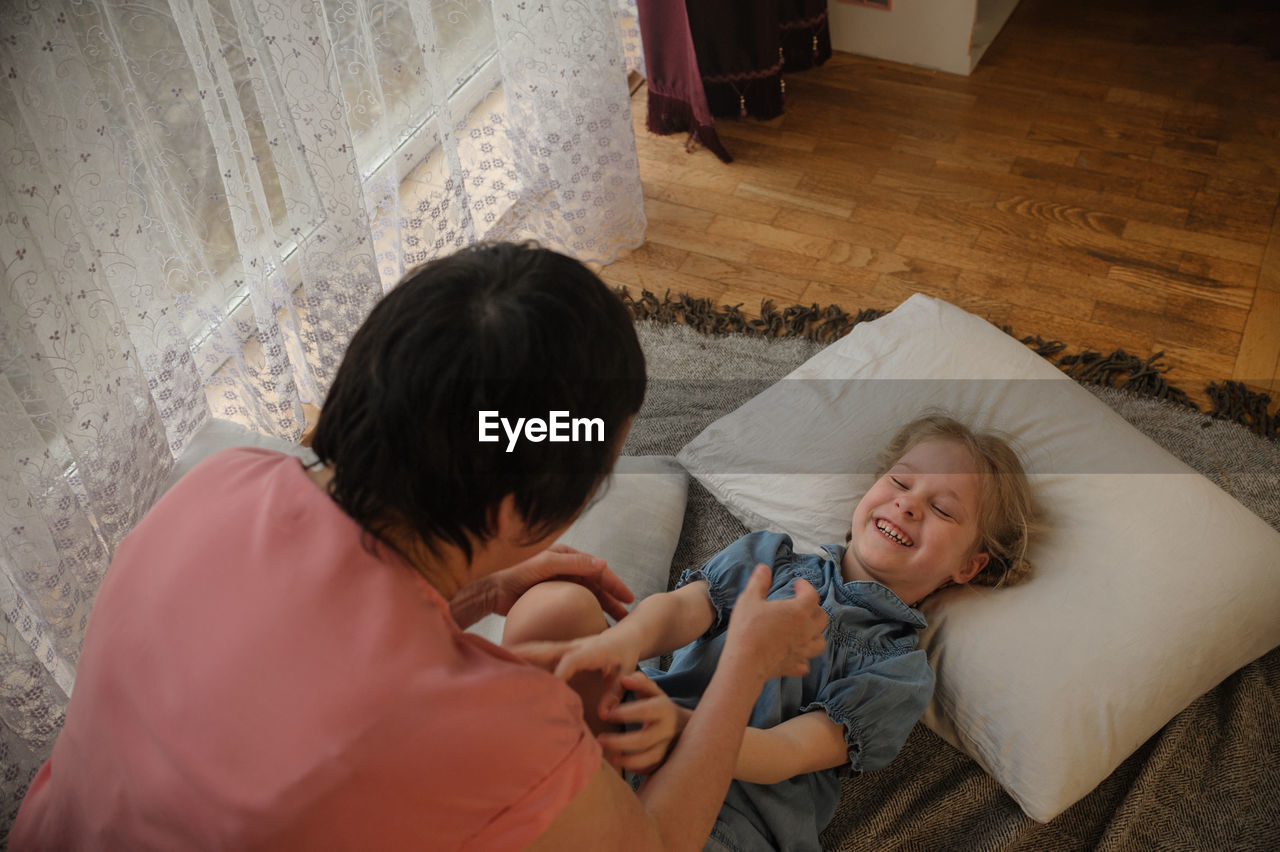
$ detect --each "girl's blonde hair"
[875,414,1034,588]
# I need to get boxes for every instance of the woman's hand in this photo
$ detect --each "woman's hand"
[723,564,827,683]
[450,544,634,629]
[597,671,688,776]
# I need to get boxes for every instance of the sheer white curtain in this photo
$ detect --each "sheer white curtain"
[0,0,644,826]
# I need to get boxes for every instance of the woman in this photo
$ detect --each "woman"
[11,242,827,850]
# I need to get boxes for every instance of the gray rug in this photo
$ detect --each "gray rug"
[625,321,1280,851]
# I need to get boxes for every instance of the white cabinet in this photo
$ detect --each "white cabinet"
[828,0,1022,76]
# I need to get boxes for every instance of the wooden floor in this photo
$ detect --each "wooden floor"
[599,0,1280,409]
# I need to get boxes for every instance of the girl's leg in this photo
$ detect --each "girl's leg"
[503,580,608,643]
[503,581,612,734]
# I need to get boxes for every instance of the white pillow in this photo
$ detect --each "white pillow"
[467,455,689,658]
[676,294,1280,822]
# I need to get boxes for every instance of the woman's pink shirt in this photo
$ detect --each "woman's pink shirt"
[10,448,600,850]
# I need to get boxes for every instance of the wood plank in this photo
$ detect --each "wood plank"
[915,197,1045,241]
[852,203,980,248]
[980,66,1112,102]
[975,229,1115,278]
[1233,289,1280,389]
[1149,146,1277,190]
[1027,118,1156,159]
[1184,191,1275,245]
[1074,149,1206,193]
[1257,203,1280,293]
[1090,300,1241,355]
[642,221,756,265]
[814,248,962,292]
[1011,156,1142,196]
[1215,139,1280,177]
[867,272,957,307]
[1039,223,1187,276]
[794,174,921,215]
[721,136,883,187]
[798,277,901,315]
[748,246,818,279]
[1122,220,1266,265]
[1201,173,1280,209]
[896,235,1031,280]
[733,182,851,220]
[1048,183,1188,230]
[925,162,1060,201]
[1033,262,1161,313]
[1104,264,1254,314]
[641,197,716,233]
[993,196,1126,237]
[714,120,817,154]
[678,251,812,302]
[961,266,1094,320]
[809,137,939,177]
[871,169,1001,206]
[635,156,743,196]
[1008,303,1154,357]
[1104,87,1221,120]
[769,208,900,254]
[611,240,687,272]
[1178,253,1262,290]
[705,214,835,259]
[644,178,781,226]
[775,93,905,149]
[947,127,1081,168]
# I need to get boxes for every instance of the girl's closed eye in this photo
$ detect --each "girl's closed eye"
[932,504,955,521]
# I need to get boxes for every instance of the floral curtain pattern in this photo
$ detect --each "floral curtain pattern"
[0,0,644,828]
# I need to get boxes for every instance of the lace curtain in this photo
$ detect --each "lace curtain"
[0,0,644,828]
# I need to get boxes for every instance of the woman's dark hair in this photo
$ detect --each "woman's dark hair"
[310,241,646,563]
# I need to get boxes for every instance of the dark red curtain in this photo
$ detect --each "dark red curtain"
[637,0,832,163]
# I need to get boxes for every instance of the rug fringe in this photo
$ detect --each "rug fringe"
[615,288,1278,441]
[1206,381,1277,439]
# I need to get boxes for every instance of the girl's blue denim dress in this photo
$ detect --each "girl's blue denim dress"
[644,531,934,852]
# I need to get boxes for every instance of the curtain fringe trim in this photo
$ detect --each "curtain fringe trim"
[644,90,734,163]
[614,287,1278,441]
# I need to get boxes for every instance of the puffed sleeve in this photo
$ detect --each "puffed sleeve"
[803,648,934,775]
[677,531,797,635]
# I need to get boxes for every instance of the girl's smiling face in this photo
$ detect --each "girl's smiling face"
[842,438,989,606]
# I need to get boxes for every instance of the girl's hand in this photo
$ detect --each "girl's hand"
[551,628,641,684]
[509,628,640,687]
[597,671,686,775]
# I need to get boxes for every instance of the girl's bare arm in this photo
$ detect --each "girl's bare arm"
[613,580,717,660]
[734,711,850,785]
[549,580,717,683]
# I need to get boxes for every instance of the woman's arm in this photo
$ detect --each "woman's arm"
[733,711,850,785]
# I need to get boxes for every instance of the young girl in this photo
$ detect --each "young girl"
[543,414,1034,851]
